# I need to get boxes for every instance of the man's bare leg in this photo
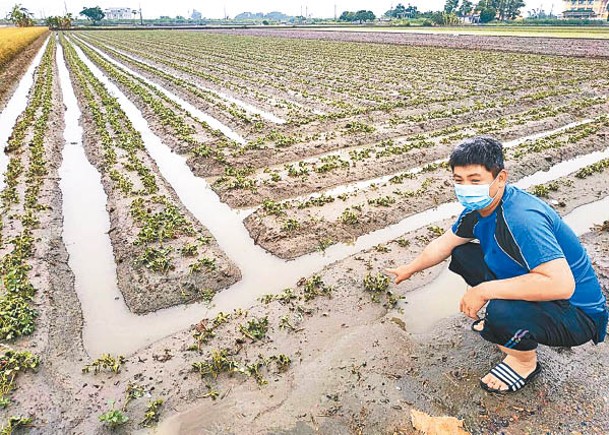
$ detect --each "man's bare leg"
[481,345,538,391]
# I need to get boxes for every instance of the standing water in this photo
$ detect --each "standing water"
[70,36,247,145]
[62,38,609,356]
[0,37,49,191]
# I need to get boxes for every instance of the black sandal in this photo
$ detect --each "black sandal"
[471,318,485,332]
[480,361,542,394]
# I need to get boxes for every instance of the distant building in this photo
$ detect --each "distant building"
[563,0,609,19]
[191,9,202,20]
[104,7,136,20]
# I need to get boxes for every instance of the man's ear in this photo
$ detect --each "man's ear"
[498,169,508,187]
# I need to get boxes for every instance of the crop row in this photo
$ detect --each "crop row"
[73,31,609,198]
[212,96,609,208]
[74,35,267,134]
[82,32,605,117]
[67,37,243,173]
[243,115,609,259]
[79,31,607,137]
[0,36,55,341]
[61,35,240,313]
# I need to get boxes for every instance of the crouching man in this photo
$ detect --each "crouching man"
[386,136,608,394]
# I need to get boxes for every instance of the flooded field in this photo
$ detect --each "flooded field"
[0,28,608,433]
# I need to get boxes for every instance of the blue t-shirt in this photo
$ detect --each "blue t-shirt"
[451,184,606,315]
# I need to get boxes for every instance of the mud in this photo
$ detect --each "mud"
[67,39,242,314]
[245,128,609,259]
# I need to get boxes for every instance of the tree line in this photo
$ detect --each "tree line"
[340,0,528,24]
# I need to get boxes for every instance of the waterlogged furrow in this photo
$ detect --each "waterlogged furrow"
[214,101,608,208]
[76,34,286,124]
[66,35,244,177]
[80,30,609,166]
[61,35,241,314]
[0,37,49,191]
[244,116,609,259]
[0,38,56,341]
[71,36,249,146]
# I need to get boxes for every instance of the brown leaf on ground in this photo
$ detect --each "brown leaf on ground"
[410,409,470,435]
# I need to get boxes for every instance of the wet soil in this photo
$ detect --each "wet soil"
[2,31,608,435]
[0,45,89,432]
[66,45,241,314]
[245,129,609,259]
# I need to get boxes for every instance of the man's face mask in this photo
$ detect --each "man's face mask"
[454,173,500,211]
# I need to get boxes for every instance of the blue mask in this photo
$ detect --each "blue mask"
[454,175,500,211]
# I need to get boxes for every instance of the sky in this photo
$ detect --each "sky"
[4,0,561,20]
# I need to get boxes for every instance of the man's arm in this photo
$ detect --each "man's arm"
[386,230,472,284]
[460,258,575,319]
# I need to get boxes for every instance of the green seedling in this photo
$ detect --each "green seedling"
[239,316,269,341]
[123,382,145,410]
[301,275,332,301]
[99,401,128,428]
[192,349,239,379]
[281,218,300,232]
[0,350,39,408]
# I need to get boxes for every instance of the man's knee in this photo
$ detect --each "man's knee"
[482,300,538,350]
[485,300,519,329]
[449,243,489,287]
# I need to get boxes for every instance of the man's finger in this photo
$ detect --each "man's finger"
[384,268,397,277]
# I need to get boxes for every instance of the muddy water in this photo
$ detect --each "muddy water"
[57,43,133,355]
[517,146,609,189]
[285,118,597,206]
[71,36,247,145]
[0,37,49,191]
[400,196,609,334]
[67,39,342,356]
[75,34,287,124]
[64,39,609,357]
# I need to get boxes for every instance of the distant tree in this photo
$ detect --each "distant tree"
[339,11,355,22]
[7,4,34,27]
[476,0,524,21]
[80,6,105,24]
[46,13,73,30]
[504,0,525,20]
[444,0,460,14]
[457,0,474,17]
[354,10,376,23]
[479,7,497,22]
[431,11,460,25]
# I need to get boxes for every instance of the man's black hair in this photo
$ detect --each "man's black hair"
[449,136,505,177]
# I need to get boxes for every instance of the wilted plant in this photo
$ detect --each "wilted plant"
[141,399,164,427]
[82,354,126,374]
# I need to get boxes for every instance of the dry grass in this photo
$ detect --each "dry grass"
[0,27,48,71]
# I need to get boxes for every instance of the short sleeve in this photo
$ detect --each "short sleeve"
[451,209,478,239]
[497,207,565,271]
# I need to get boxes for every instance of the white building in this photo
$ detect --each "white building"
[104,7,136,20]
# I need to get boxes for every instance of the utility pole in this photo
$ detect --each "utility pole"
[334,4,337,21]
[64,1,68,15]
[139,3,143,25]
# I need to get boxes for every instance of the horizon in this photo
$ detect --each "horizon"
[3,0,559,20]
